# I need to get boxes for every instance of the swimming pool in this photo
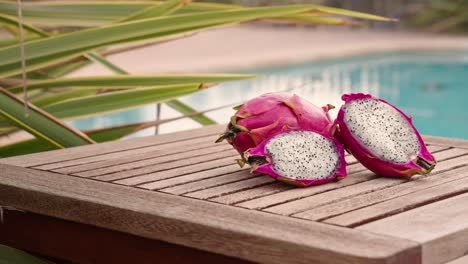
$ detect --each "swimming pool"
[71,50,468,139]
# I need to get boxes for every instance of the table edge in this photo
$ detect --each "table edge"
[0,164,421,264]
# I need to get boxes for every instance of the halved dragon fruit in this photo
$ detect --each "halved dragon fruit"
[244,129,347,187]
[216,92,334,156]
[335,93,436,177]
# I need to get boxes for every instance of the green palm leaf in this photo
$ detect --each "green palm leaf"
[0,102,234,157]
[0,124,138,158]
[0,5,393,78]
[0,87,95,148]
[1,13,234,129]
[119,0,188,22]
[42,83,211,119]
[8,74,255,93]
[0,1,238,27]
[0,14,48,37]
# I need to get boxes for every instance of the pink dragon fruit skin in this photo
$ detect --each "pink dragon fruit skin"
[335,93,436,177]
[216,92,335,155]
[244,129,347,187]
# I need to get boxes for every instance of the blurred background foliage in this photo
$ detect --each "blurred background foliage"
[203,0,468,33]
[0,0,465,160]
[0,0,390,158]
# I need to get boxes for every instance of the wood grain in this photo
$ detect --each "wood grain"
[286,151,468,218]
[158,169,254,194]
[431,148,468,164]
[36,134,220,171]
[70,143,233,177]
[237,148,463,212]
[266,176,405,216]
[96,152,237,183]
[358,192,468,264]
[0,164,421,264]
[0,124,225,167]
[156,164,362,197]
[236,171,377,210]
[425,145,452,153]
[209,147,447,206]
[0,210,250,264]
[210,182,294,205]
[54,138,377,176]
[446,255,468,264]
[298,164,468,222]
[138,165,248,192]
[185,176,276,200]
[424,135,468,149]
[345,155,358,164]
[50,135,220,174]
[323,169,468,227]
[116,160,239,188]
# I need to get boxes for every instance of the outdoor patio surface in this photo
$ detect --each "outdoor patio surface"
[1,124,468,264]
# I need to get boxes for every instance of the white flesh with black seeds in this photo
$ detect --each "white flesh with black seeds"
[265,131,340,180]
[343,98,421,164]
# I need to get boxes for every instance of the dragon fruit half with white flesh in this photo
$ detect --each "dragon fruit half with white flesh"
[335,93,436,177]
[216,92,335,156]
[244,129,347,187]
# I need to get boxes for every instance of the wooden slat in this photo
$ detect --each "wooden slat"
[345,155,358,164]
[211,182,294,205]
[209,147,446,206]
[74,144,458,180]
[430,148,468,162]
[346,162,367,174]
[0,164,421,264]
[48,135,221,174]
[236,171,377,210]
[31,141,447,172]
[35,134,220,171]
[68,144,233,177]
[156,169,253,194]
[156,162,362,197]
[51,137,354,175]
[323,168,468,227]
[425,145,452,153]
[266,176,405,216]
[96,152,237,183]
[184,177,276,200]
[424,135,468,149]
[237,147,464,211]
[296,163,468,222]
[270,150,468,217]
[446,255,468,264]
[358,192,468,264]
[427,145,451,152]
[134,164,243,190]
[0,124,225,167]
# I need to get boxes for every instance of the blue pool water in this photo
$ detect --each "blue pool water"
[72,51,468,139]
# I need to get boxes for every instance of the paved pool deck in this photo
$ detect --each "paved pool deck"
[1,26,468,146]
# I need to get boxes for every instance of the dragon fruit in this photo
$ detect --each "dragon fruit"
[335,93,436,177]
[216,92,335,156]
[244,129,347,187]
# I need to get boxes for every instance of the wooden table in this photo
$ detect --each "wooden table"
[1,124,468,264]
